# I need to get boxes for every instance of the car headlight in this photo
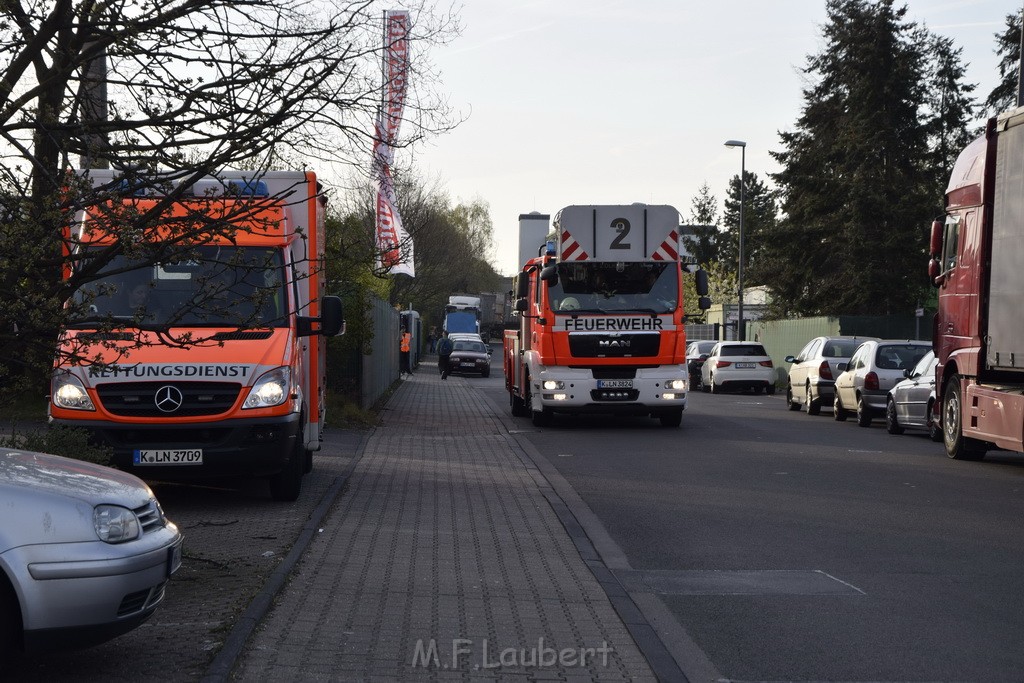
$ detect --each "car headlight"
[51,372,95,411]
[244,367,290,409]
[94,505,140,543]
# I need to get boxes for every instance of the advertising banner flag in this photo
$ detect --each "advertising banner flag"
[374,10,414,277]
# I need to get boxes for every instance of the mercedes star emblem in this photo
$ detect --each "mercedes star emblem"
[154,385,184,413]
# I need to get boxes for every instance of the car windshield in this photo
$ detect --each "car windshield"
[823,340,862,357]
[69,246,287,328]
[721,344,767,357]
[909,351,936,378]
[547,262,678,313]
[875,344,929,370]
[453,341,486,353]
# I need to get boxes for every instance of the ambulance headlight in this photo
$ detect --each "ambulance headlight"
[52,373,95,411]
[244,368,290,409]
[543,380,564,390]
[666,379,687,391]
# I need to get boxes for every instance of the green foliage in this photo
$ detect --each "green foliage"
[681,183,720,265]
[766,0,954,317]
[722,171,777,289]
[985,11,1022,116]
[0,425,113,466]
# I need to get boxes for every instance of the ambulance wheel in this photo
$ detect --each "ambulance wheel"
[269,433,304,502]
[659,409,682,427]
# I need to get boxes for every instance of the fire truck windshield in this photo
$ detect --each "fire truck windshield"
[547,262,678,314]
[69,246,288,328]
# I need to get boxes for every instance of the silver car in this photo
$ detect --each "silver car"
[786,335,879,415]
[834,340,931,427]
[886,350,942,441]
[0,447,182,656]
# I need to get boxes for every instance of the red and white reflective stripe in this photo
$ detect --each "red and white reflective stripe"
[560,230,590,261]
[650,229,679,261]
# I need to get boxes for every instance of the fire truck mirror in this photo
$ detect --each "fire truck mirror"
[695,269,709,297]
[515,298,528,313]
[515,276,529,299]
[540,265,558,286]
[699,296,712,311]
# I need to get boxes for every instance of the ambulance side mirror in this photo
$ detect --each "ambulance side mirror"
[298,295,344,337]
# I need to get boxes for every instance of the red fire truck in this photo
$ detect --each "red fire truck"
[504,204,709,428]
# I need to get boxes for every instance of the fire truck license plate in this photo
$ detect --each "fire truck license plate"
[134,449,203,465]
[597,380,633,389]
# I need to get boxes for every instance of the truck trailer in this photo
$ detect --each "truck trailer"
[929,105,1024,460]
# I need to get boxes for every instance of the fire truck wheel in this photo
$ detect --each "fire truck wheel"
[943,375,987,460]
[269,432,304,502]
[303,448,314,474]
[659,409,682,427]
[531,407,552,428]
[510,392,529,417]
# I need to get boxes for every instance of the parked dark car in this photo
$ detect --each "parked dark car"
[448,339,491,377]
[686,340,717,385]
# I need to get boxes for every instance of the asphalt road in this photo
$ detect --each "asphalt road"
[481,374,1024,681]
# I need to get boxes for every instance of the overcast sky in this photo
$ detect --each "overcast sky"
[407,0,1014,276]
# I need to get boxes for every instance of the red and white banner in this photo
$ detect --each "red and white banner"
[374,10,414,277]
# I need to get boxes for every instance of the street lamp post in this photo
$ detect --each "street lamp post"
[724,140,746,341]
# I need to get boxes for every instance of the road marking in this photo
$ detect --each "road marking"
[613,569,866,596]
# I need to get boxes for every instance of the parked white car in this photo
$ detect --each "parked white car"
[700,341,776,394]
[0,447,182,656]
[886,350,942,441]
[786,335,878,415]
[833,339,931,427]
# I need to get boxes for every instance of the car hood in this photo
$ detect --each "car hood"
[1,448,153,506]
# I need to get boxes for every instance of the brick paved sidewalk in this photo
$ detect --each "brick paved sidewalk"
[231,369,657,681]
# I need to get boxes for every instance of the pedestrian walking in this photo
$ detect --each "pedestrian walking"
[436,331,454,380]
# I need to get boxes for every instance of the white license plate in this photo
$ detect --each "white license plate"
[597,380,633,389]
[134,449,203,465]
[735,363,756,369]
[460,362,476,367]
[167,543,182,577]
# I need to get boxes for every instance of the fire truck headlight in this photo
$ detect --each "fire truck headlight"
[245,368,290,409]
[52,373,95,411]
[543,380,564,390]
[666,379,687,391]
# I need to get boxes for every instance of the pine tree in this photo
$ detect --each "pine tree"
[984,11,1022,115]
[721,171,777,289]
[681,182,720,266]
[921,30,977,215]
[769,0,930,316]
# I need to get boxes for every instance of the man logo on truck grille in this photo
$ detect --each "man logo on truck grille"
[155,386,184,413]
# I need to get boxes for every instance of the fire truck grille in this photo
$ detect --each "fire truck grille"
[97,381,243,417]
[568,334,661,358]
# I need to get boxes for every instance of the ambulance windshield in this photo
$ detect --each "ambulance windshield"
[69,246,288,328]
[547,262,678,314]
